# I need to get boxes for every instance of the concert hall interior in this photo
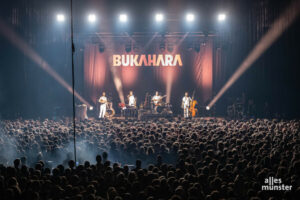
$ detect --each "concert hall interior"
[0,0,300,199]
[1,0,300,118]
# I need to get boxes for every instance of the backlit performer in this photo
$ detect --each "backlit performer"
[126,91,137,118]
[182,92,192,118]
[98,92,108,119]
[128,91,136,107]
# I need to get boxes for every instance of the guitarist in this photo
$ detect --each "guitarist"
[152,91,166,113]
[182,92,192,118]
[98,92,108,119]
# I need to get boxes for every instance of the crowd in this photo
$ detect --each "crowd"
[0,117,300,200]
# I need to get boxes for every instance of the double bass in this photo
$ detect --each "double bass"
[189,91,198,117]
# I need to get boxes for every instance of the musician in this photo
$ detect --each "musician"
[98,92,108,119]
[152,91,162,112]
[127,91,136,107]
[182,92,192,118]
[126,91,137,118]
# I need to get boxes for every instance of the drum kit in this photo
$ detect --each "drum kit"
[118,102,138,118]
[156,102,172,114]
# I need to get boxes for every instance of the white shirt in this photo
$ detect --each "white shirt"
[152,95,161,105]
[99,96,107,105]
[182,96,191,107]
[128,95,135,106]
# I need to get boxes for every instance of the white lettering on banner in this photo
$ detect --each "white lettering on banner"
[112,54,183,67]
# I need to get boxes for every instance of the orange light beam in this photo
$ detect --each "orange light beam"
[207,0,300,109]
[96,34,125,103]
[165,32,188,103]
[0,18,91,107]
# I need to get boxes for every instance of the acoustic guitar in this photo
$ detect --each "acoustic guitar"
[153,95,167,106]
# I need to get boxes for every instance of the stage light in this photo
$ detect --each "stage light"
[155,13,164,22]
[218,13,226,22]
[159,43,165,51]
[89,106,93,110]
[99,44,105,53]
[194,42,200,52]
[125,43,132,53]
[206,106,210,110]
[119,14,128,22]
[88,14,96,23]
[56,14,65,22]
[187,42,193,51]
[186,13,195,22]
[167,44,174,53]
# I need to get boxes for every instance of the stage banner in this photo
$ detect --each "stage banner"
[84,36,213,112]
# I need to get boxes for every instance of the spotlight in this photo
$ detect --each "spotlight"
[187,42,193,51]
[167,44,173,53]
[194,43,200,52]
[159,43,165,51]
[56,14,65,22]
[133,44,139,51]
[206,106,210,110]
[119,14,128,22]
[88,14,96,23]
[99,44,105,53]
[186,13,195,22]
[155,13,164,22]
[125,42,132,53]
[218,13,226,22]
[89,106,93,111]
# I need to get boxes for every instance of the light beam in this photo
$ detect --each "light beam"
[95,33,125,103]
[0,18,91,107]
[207,0,300,109]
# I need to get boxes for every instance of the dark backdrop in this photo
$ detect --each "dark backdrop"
[0,0,300,118]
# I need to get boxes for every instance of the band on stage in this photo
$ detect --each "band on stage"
[97,91,199,119]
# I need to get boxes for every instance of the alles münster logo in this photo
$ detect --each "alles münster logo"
[262,177,292,191]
